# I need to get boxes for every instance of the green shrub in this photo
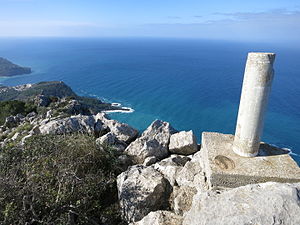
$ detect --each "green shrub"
[0,100,36,125]
[0,134,125,225]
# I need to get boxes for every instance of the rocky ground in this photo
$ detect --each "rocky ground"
[1,82,299,225]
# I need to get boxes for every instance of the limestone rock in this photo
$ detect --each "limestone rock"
[175,151,207,191]
[38,115,99,135]
[172,186,197,215]
[4,115,23,128]
[96,132,116,146]
[143,156,157,166]
[26,111,37,119]
[96,131,128,152]
[95,113,138,143]
[130,211,183,225]
[11,132,20,141]
[169,131,198,155]
[183,182,300,225]
[153,155,190,186]
[125,120,176,164]
[117,165,171,223]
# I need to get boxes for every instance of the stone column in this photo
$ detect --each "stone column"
[233,52,276,157]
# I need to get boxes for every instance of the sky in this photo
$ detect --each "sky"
[0,0,300,43]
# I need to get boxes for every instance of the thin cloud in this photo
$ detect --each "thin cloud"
[139,9,300,43]
[167,16,181,19]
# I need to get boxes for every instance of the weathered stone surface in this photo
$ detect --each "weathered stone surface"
[169,131,198,155]
[96,131,128,153]
[233,53,276,157]
[96,113,138,143]
[153,155,190,186]
[39,115,98,135]
[172,186,197,215]
[175,151,207,191]
[183,182,300,225]
[125,120,176,164]
[143,156,157,166]
[96,132,116,146]
[131,210,183,225]
[201,132,300,190]
[117,165,171,223]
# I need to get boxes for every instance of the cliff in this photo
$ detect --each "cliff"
[0,57,31,77]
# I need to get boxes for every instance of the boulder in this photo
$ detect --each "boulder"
[4,115,22,128]
[117,165,171,223]
[130,211,183,225]
[125,120,176,164]
[96,132,128,152]
[172,186,197,215]
[95,113,138,143]
[38,115,102,135]
[169,130,198,155]
[143,156,158,166]
[175,151,207,191]
[183,182,300,225]
[96,132,116,146]
[153,155,190,186]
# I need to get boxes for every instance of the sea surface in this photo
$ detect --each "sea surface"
[0,37,299,164]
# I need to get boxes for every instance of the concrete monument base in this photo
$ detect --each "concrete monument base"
[201,132,300,190]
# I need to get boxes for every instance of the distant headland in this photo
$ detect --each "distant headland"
[0,57,31,77]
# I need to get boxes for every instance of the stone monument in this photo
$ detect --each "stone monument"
[200,52,300,190]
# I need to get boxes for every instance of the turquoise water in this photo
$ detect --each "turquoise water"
[0,38,299,164]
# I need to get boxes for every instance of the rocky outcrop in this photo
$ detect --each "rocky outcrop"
[175,151,206,191]
[96,113,138,143]
[172,186,197,216]
[4,114,25,128]
[117,165,172,223]
[130,211,183,225]
[96,132,117,146]
[169,130,198,155]
[153,155,190,186]
[124,120,176,164]
[38,115,103,135]
[183,182,300,225]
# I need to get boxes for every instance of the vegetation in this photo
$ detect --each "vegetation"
[0,134,125,225]
[0,81,77,101]
[0,81,122,113]
[0,100,36,125]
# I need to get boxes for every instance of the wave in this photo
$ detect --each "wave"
[103,102,134,114]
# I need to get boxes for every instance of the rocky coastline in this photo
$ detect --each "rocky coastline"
[0,81,299,225]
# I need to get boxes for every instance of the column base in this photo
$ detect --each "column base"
[200,132,300,190]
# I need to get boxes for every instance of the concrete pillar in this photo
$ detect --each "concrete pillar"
[233,52,276,157]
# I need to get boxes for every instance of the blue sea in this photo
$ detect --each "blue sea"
[0,38,299,164]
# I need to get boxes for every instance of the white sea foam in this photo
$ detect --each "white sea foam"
[103,107,134,114]
[103,102,134,114]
